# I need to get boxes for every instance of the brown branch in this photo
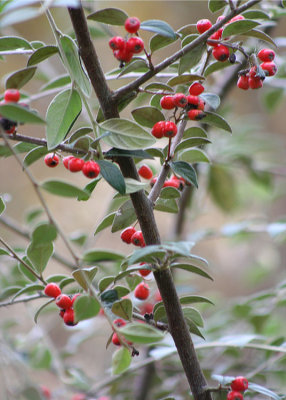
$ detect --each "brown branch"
[0,293,46,308]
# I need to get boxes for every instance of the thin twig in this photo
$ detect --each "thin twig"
[0,293,46,308]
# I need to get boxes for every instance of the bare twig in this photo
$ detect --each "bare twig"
[0,293,46,308]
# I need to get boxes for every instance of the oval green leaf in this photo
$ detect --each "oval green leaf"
[132,106,165,128]
[112,298,132,320]
[0,36,32,51]
[140,19,176,39]
[27,45,59,66]
[74,295,100,322]
[119,322,164,344]
[112,347,131,375]
[72,266,98,291]
[83,249,124,264]
[208,0,226,13]
[175,137,211,152]
[111,199,137,233]
[171,263,213,280]
[31,223,57,244]
[150,33,179,53]
[168,74,204,87]
[0,103,45,124]
[202,111,232,133]
[97,160,126,195]
[5,66,37,89]
[178,148,210,164]
[23,146,48,168]
[204,60,236,77]
[87,8,128,25]
[27,241,53,274]
[41,179,88,198]
[94,212,116,235]
[222,19,260,38]
[170,161,198,188]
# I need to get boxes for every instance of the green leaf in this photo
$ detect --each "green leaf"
[167,74,204,87]
[27,241,53,274]
[0,7,39,29]
[83,249,124,264]
[184,127,208,138]
[178,148,210,164]
[262,88,284,113]
[204,60,236,77]
[160,187,181,199]
[34,299,54,323]
[177,24,197,37]
[140,19,176,39]
[46,274,70,283]
[0,36,32,51]
[40,74,71,92]
[0,104,45,124]
[97,160,126,195]
[150,33,179,53]
[222,19,260,38]
[114,266,151,282]
[27,45,59,66]
[200,93,220,110]
[46,89,82,149]
[170,161,198,188]
[0,197,5,215]
[0,248,9,256]
[18,256,37,282]
[175,137,211,152]
[100,118,156,150]
[74,295,100,321]
[31,223,57,244]
[98,276,115,292]
[184,313,205,339]
[124,178,148,194]
[248,383,281,400]
[112,298,132,320]
[105,148,154,160]
[180,295,214,306]
[60,35,91,97]
[208,165,237,212]
[208,0,227,13]
[171,263,213,280]
[144,82,174,92]
[182,306,204,327]
[242,10,270,19]
[41,179,88,198]
[87,8,128,25]
[119,322,164,344]
[112,347,131,375]
[111,199,137,233]
[0,286,23,301]
[155,198,178,213]
[67,127,93,143]
[118,59,148,78]
[11,284,45,302]
[179,35,206,75]
[202,112,232,133]
[77,177,101,201]
[23,146,48,168]
[5,66,37,89]
[94,212,116,235]
[132,106,165,128]
[240,29,277,47]
[72,266,98,291]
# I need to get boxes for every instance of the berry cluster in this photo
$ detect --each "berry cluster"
[237,48,277,90]
[0,89,21,134]
[44,283,81,326]
[109,17,144,65]
[227,376,249,400]
[120,226,146,247]
[44,153,101,179]
[151,175,185,190]
[112,318,127,346]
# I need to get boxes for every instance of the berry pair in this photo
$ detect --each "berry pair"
[120,227,146,247]
[150,175,185,190]
[0,89,21,134]
[112,318,133,347]
[151,120,177,139]
[227,376,249,400]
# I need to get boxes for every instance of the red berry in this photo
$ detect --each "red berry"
[63,308,77,326]
[212,45,230,62]
[163,121,177,138]
[248,76,263,89]
[71,293,81,305]
[131,231,145,247]
[113,47,133,63]
[171,175,185,190]
[120,226,137,244]
[4,89,20,103]
[55,294,72,310]
[160,95,175,110]
[140,302,153,315]
[227,391,244,400]
[173,93,188,108]
[207,28,223,45]
[196,19,212,34]
[261,61,277,76]
[163,179,180,189]
[82,160,100,178]
[59,309,65,319]
[125,17,140,33]
[154,290,162,302]
[249,66,257,78]
[126,37,144,54]
[112,332,121,346]
[229,15,245,23]
[71,394,87,400]
[139,263,151,277]
[188,109,206,121]
[198,98,205,111]
[231,376,248,392]
[63,155,74,169]
[113,318,126,328]
[40,385,51,400]
[44,283,61,298]
[187,95,199,108]
[5,125,16,134]
[134,282,149,300]
[151,121,165,139]
[44,153,59,168]
[258,48,275,62]
[189,82,204,96]
[109,36,125,51]
[237,75,249,90]
[138,164,153,180]
[68,157,84,172]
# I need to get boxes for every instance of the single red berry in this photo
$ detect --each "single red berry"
[154,290,162,302]
[59,309,65,319]
[212,45,230,62]
[187,95,199,109]
[71,293,81,305]
[163,121,177,138]
[125,16,140,33]
[151,121,165,139]
[126,37,144,54]
[131,231,145,247]
[63,155,74,169]
[227,391,244,400]
[258,48,275,62]
[113,318,126,328]
[188,109,206,121]
[231,376,248,392]
[261,61,277,76]
[198,98,205,111]
[139,262,151,277]
[237,74,249,90]
[5,125,16,134]
[229,15,245,23]
[40,385,51,400]
[55,294,73,310]
[44,283,61,298]
[207,28,223,45]
[109,36,125,51]
[248,76,263,89]
[113,47,133,63]
[120,226,137,244]
[63,308,77,326]
[138,164,153,180]
[160,95,175,110]
[189,82,204,96]
[112,332,121,346]
[44,153,59,168]
[163,179,180,189]
[68,157,84,172]
[71,394,87,400]
[196,19,212,34]
[134,282,150,300]
[82,160,101,178]
[4,89,20,103]
[140,302,153,315]
[173,93,188,108]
